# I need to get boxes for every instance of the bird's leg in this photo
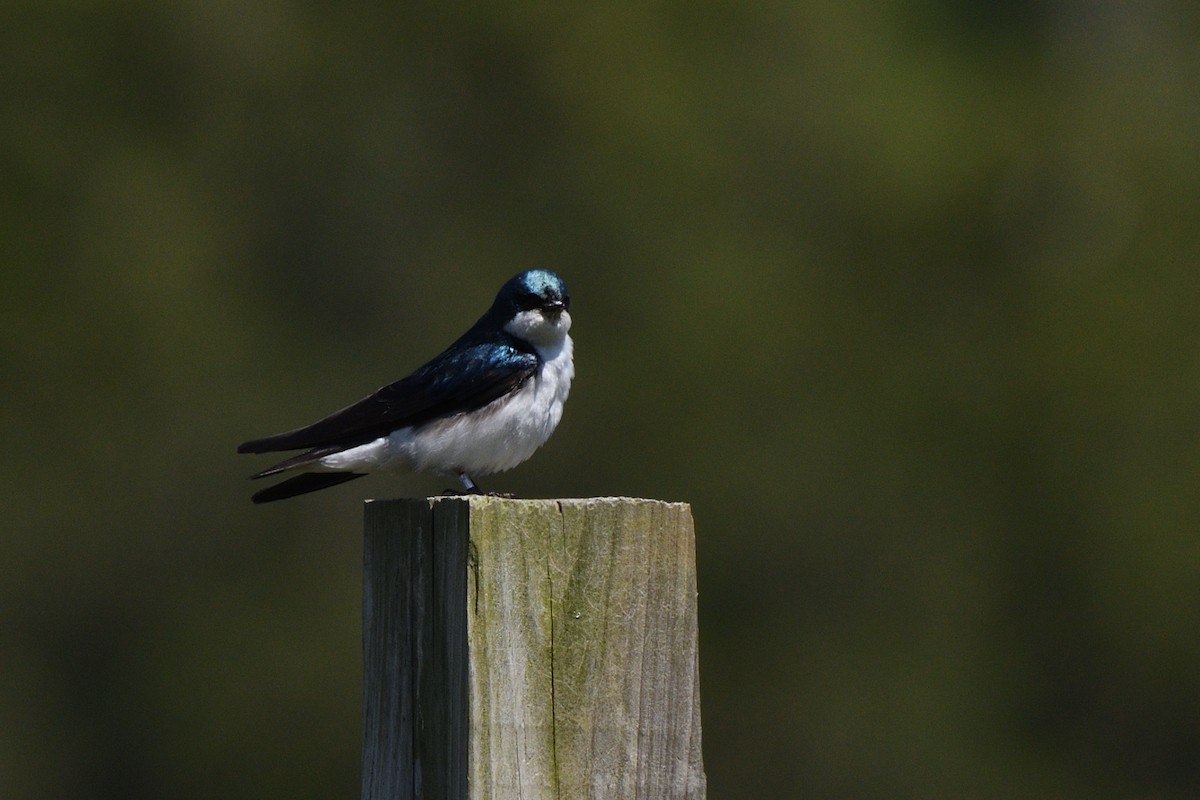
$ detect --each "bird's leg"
[446,472,513,499]
[439,472,477,495]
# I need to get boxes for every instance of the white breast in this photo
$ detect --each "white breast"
[317,327,574,478]
[395,333,574,475]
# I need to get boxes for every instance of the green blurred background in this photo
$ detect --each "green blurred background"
[3,1,1199,798]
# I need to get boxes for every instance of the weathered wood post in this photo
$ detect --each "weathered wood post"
[362,496,706,800]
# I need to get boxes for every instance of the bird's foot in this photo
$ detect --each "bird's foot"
[439,487,513,498]
[441,472,511,496]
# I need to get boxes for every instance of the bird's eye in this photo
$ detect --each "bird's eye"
[516,292,541,311]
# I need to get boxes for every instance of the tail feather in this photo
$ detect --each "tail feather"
[251,472,367,504]
[249,446,343,479]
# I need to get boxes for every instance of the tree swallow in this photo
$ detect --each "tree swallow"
[238,269,573,503]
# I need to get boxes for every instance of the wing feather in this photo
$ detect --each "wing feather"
[238,338,538,455]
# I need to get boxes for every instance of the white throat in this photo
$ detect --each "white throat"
[505,309,572,353]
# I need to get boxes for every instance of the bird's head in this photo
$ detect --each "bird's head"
[496,269,572,347]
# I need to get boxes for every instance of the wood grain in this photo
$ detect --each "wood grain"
[362,497,705,800]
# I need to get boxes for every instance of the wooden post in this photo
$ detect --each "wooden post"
[362,497,706,800]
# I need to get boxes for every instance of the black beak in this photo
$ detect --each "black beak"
[543,300,565,319]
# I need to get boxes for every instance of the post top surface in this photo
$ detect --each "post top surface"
[365,495,689,507]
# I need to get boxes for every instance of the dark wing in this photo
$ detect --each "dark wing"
[238,339,538,454]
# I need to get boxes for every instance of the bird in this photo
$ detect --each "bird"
[238,269,573,503]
